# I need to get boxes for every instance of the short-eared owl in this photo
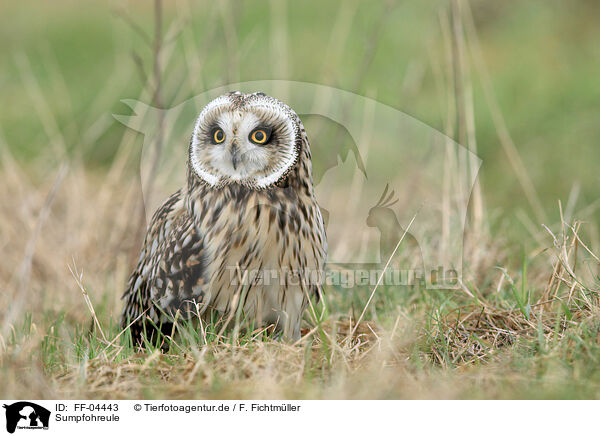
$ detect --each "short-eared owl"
[122,92,327,343]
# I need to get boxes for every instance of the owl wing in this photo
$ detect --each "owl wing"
[121,189,207,340]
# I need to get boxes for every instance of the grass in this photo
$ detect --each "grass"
[1,0,600,399]
[1,164,598,398]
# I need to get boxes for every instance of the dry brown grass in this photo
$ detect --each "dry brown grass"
[0,147,598,399]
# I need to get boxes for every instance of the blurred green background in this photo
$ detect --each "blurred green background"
[0,0,598,230]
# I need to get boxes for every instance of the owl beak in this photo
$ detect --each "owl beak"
[230,143,240,170]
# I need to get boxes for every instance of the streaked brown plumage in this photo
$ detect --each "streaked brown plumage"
[122,92,327,343]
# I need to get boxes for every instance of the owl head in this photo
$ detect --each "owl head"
[189,91,304,189]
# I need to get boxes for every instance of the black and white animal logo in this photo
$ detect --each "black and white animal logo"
[2,402,50,434]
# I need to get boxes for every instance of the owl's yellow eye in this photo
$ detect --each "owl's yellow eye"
[251,130,267,144]
[212,128,225,144]
[249,127,271,145]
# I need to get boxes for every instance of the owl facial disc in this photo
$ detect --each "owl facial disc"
[189,92,301,189]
